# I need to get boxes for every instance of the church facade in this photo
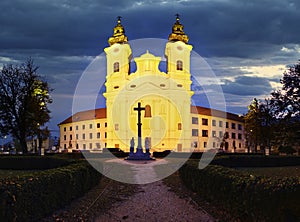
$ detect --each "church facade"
[58,16,245,153]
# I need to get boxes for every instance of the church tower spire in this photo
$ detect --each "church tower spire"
[108,16,128,46]
[168,14,189,44]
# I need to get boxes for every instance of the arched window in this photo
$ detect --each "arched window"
[144,105,152,118]
[176,60,183,71]
[113,62,119,72]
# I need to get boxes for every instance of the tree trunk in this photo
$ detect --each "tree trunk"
[38,135,42,155]
[20,137,28,153]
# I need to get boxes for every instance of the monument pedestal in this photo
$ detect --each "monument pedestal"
[125,103,155,160]
[126,148,155,160]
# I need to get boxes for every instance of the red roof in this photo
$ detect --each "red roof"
[58,108,106,125]
[58,106,243,125]
[191,106,243,122]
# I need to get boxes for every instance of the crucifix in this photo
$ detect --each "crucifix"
[117,16,122,23]
[134,102,145,150]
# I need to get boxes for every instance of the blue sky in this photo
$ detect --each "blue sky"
[0,0,300,135]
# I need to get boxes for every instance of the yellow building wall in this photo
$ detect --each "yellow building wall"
[190,114,245,152]
[59,119,107,152]
[103,41,194,152]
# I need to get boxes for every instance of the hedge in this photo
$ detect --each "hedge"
[179,161,300,222]
[0,161,102,221]
[0,156,74,170]
[211,155,300,167]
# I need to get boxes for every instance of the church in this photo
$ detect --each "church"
[58,16,245,153]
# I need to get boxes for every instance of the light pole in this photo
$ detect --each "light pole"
[37,123,42,155]
[1,135,6,151]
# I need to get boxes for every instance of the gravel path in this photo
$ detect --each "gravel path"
[95,160,215,222]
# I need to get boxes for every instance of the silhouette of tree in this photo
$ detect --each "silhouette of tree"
[0,59,52,153]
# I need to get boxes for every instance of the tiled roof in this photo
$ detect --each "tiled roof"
[58,106,243,126]
[58,108,107,125]
[191,106,244,122]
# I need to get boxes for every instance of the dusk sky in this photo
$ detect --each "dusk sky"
[1,0,300,135]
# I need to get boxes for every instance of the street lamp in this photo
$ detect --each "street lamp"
[1,135,7,151]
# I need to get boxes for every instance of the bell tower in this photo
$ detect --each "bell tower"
[164,14,194,151]
[104,17,132,148]
[165,14,193,92]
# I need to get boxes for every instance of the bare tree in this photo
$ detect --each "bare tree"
[0,59,52,153]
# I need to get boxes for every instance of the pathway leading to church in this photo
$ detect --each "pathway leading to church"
[95,159,215,222]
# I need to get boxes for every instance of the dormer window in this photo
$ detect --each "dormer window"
[113,62,119,72]
[176,60,183,71]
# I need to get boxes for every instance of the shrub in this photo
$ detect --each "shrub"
[0,160,102,221]
[279,146,297,155]
[0,156,73,170]
[179,161,300,221]
[211,155,300,167]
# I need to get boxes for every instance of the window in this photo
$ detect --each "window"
[89,124,93,129]
[238,124,242,130]
[96,143,101,149]
[177,144,182,152]
[105,132,107,138]
[213,142,216,148]
[238,134,242,140]
[202,130,208,137]
[232,133,236,139]
[70,135,72,140]
[64,127,66,132]
[176,60,183,71]
[219,121,223,127]
[76,134,78,140]
[232,123,236,129]
[89,133,93,139]
[70,126,72,131]
[82,125,85,130]
[115,124,119,131]
[193,142,198,148]
[83,144,86,150]
[224,132,229,139]
[82,133,85,140]
[202,118,208,126]
[204,142,207,148]
[178,123,182,130]
[226,122,229,128]
[219,131,223,138]
[105,143,107,147]
[76,126,78,130]
[64,144,66,149]
[97,123,100,128]
[97,132,100,139]
[239,143,241,148]
[64,135,66,140]
[143,105,151,118]
[89,143,92,149]
[192,117,198,124]
[212,119,216,126]
[105,122,107,127]
[212,130,216,137]
[192,129,198,136]
[113,62,119,72]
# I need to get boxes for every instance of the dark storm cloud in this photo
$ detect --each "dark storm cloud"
[1,0,299,132]
[222,76,272,96]
[1,0,299,58]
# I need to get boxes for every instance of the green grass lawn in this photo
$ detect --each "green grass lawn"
[237,166,300,177]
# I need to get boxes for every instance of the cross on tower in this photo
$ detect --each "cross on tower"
[175,13,180,21]
[117,16,122,23]
[134,102,145,149]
